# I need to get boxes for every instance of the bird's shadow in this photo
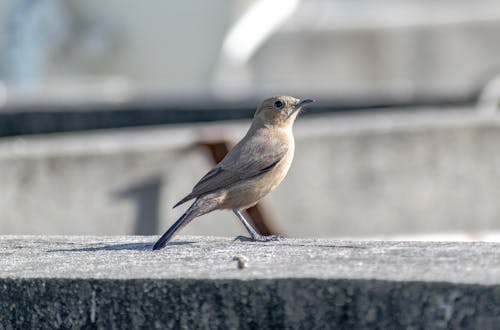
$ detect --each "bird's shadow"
[48,238,366,253]
[48,241,194,253]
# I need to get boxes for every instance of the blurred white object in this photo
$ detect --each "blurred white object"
[477,73,500,116]
[220,0,300,67]
[213,0,300,97]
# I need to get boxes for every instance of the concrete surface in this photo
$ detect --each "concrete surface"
[1,235,500,329]
[1,109,500,239]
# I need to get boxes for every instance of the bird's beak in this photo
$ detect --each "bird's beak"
[296,99,315,108]
[288,98,314,118]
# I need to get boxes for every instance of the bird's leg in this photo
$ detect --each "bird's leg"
[233,209,260,240]
[233,210,282,242]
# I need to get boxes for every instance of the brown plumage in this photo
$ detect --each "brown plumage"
[152,95,314,250]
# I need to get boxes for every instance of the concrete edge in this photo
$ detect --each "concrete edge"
[1,277,499,328]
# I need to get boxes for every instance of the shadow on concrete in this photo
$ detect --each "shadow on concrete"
[48,241,194,252]
[113,175,163,236]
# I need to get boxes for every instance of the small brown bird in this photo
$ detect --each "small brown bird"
[152,96,314,250]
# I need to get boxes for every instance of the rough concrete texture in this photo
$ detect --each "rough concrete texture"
[1,109,500,238]
[1,235,500,329]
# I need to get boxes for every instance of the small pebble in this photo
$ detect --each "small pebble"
[232,255,249,269]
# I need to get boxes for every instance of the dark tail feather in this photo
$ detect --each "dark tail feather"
[173,194,194,209]
[152,209,196,250]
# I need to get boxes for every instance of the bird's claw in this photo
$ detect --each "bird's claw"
[234,235,253,242]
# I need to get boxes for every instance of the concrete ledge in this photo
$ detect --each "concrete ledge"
[1,236,500,329]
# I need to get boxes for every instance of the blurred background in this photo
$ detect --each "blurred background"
[1,0,500,241]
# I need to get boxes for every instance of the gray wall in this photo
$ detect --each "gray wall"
[1,108,499,238]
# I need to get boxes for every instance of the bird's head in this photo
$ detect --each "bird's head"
[253,96,314,128]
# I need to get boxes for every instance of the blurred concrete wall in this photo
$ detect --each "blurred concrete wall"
[1,108,499,238]
[253,21,500,94]
[1,0,500,96]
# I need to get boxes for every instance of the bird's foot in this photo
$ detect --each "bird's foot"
[234,235,253,242]
[234,234,284,243]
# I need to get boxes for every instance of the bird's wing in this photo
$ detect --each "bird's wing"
[173,137,288,207]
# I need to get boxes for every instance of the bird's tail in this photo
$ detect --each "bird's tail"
[152,207,197,250]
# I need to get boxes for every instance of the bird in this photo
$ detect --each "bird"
[152,95,314,250]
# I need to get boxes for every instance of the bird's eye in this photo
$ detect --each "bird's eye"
[274,100,284,109]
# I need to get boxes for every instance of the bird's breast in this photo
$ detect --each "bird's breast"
[252,129,295,195]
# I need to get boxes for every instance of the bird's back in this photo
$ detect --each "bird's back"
[174,125,294,208]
